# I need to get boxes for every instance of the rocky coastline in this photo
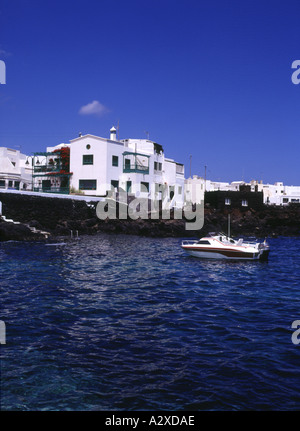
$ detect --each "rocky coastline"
[0,192,299,241]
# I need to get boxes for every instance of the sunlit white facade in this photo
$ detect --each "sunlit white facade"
[45,127,185,207]
[0,147,32,191]
[185,176,300,206]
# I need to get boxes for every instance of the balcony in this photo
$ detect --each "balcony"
[33,164,61,174]
[123,151,150,174]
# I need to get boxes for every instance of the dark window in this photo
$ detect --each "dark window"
[141,182,149,192]
[42,180,51,191]
[8,180,13,187]
[14,181,20,190]
[158,162,162,171]
[112,155,118,167]
[82,154,94,165]
[170,186,175,200]
[79,179,97,190]
[126,181,132,193]
[111,180,119,190]
[0,180,5,188]
[154,161,158,170]
[125,159,130,169]
[197,240,211,245]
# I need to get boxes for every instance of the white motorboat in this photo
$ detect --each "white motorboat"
[181,232,270,260]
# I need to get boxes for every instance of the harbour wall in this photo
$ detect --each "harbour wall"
[0,191,299,241]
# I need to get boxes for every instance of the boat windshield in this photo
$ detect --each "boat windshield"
[216,234,237,245]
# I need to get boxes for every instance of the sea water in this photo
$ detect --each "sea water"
[1,234,300,410]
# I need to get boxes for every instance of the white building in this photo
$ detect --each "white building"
[185,175,300,206]
[0,147,32,191]
[250,180,300,205]
[185,176,245,204]
[34,127,185,207]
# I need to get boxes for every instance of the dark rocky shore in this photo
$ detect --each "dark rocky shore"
[0,192,299,241]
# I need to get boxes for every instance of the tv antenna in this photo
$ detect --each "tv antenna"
[117,120,120,141]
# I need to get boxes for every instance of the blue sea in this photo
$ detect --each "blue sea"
[1,234,300,411]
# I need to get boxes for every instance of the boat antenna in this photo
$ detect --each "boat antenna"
[228,213,231,239]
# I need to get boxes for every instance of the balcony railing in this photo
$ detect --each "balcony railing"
[33,187,70,194]
[33,165,62,174]
[123,164,149,174]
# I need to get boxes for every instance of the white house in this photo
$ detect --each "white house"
[33,127,185,207]
[0,147,32,191]
[184,176,244,204]
[250,180,300,205]
[185,175,300,206]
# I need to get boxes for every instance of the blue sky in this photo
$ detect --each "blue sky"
[0,0,300,185]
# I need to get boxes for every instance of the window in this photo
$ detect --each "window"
[154,161,162,171]
[14,181,20,190]
[125,159,130,170]
[0,180,5,188]
[169,186,175,200]
[8,180,13,187]
[112,155,119,167]
[82,154,94,165]
[225,198,231,205]
[197,240,211,245]
[42,180,51,190]
[111,180,119,190]
[178,186,182,195]
[126,181,132,193]
[79,179,97,190]
[242,200,248,207]
[141,182,149,192]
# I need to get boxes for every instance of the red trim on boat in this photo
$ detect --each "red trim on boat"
[182,246,258,258]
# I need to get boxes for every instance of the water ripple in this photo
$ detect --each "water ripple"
[1,235,300,410]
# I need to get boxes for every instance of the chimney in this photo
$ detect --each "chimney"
[110,126,117,141]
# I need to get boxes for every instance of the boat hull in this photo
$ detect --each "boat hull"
[182,246,269,260]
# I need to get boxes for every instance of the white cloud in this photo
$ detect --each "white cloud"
[0,47,11,57]
[79,100,110,117]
